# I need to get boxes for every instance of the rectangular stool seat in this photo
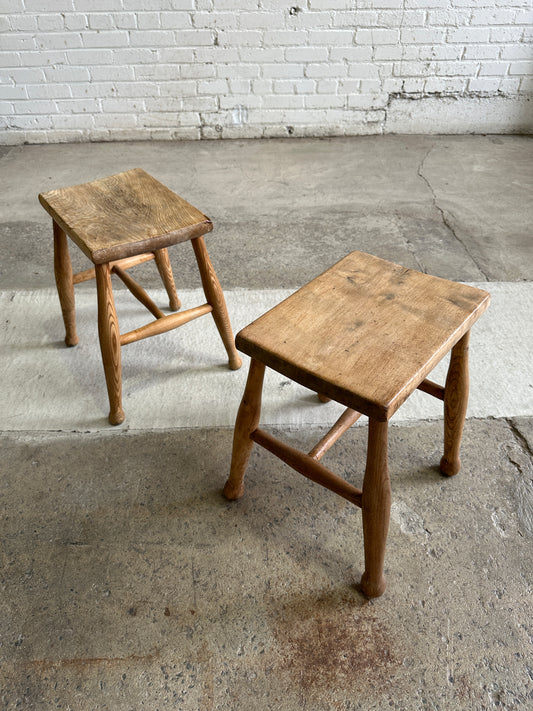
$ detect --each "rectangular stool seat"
[237,251,490,422]
[39,168,212,264]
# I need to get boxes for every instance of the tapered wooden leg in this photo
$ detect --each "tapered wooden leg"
[361,419,391,598]
[223,359,265,500]
[154,248,181,311]
[191,236,242,370]
[440,331,470,477]
[53,221,78,347]
[95,263,125,426]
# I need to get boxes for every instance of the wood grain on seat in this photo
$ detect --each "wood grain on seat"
[39,168,212,264]
[236,251,490,421]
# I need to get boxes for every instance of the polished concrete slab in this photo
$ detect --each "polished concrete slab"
[1,284,532,431]
[1,136,532,710]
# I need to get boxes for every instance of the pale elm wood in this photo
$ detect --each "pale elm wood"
[114,253,157,271]
[95,263,124,426]
[42,169,241,426]
[120,304,212,347]
[192,236,242,371]
[236,251,490,422]
[417,378,445,401]
[72,253,156,285]
[252,428,363,508]
[223,359,265,500]
[154,248,181,311]
[53,221,78,347]
[308,408,362,461]
[39,168,213,264]
[72,266,98,285]
[440,330,470,477]
[361,419,391,599]
[228,252,490,598]
[111,264,165,320]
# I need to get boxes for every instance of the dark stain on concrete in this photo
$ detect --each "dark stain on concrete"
[25,649,160,671]
[453,672,486,706]
[271,589,402,692]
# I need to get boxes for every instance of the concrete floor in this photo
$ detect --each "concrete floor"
[1,136,532,710]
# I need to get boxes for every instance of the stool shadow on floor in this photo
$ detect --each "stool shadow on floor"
[1,429,373,672]
[226,419,454,582]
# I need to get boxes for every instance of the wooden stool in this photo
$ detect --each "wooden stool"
[224,251,490,598]
[39,168,241,425]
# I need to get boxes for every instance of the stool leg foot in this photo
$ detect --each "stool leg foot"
[440,331,470,477]
[154,248,181,311]
[192,236,242,371]
[361,419,390,598]
[95,263,125,426]
[53,221,78,347]
[224,359,265,500]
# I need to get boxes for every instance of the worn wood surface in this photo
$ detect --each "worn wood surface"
[154,248,181,311]
[440,331,470,476]
[361,419,391,598]
[111,264,165,320]
[43,169,241,426]
[251,428,363,507]
[39,168,212,264]
[95,263,124,425]
[119,303,212,346]
[53,221,78,347]
[224,359,265,501]
[225,253,489,598]
[192,236,242,371]
[236,251,490,421]
[308,407,361,460]
[72,253,156,285]
[417,378,445,401]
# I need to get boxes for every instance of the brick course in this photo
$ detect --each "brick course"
[1,0,531,142]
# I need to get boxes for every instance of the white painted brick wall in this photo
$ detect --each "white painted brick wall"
[0,0,531,143]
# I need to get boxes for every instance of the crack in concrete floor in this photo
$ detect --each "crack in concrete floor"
[416,145,490,281]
